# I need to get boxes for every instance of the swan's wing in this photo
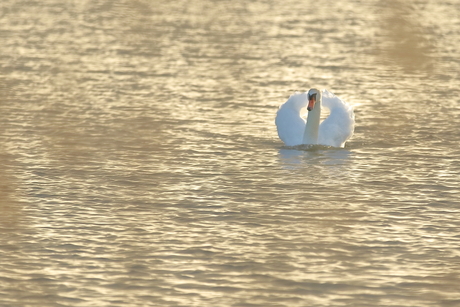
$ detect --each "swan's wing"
[275,93,307,146]
[319,90,355,147]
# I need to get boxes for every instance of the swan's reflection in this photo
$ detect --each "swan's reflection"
[278,146,352,170]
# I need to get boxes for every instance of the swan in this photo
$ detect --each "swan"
[275,88,355,148]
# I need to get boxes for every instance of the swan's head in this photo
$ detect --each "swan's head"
[307,88,322,111]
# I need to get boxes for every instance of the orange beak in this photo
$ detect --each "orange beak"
[307,97,316,111]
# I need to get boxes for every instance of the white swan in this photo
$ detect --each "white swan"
[275,88,355,148]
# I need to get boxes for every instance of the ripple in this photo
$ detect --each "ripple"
[1,0,460,306]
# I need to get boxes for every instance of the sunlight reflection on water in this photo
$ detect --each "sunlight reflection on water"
[1,0,459,306]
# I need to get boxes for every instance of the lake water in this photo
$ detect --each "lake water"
[1,0,459,306]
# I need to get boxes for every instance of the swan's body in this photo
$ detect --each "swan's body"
[275,89,354,148]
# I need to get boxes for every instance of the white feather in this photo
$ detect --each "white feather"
[275,89,355,148]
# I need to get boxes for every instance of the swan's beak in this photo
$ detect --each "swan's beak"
[307,98,316,111]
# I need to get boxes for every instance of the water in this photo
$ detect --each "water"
[1,0,459,306]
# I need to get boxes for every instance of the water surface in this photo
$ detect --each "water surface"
[1,0,460,306]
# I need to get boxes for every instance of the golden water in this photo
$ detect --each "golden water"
[1,0,459,306]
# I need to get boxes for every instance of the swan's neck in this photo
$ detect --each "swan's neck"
[302,99,321,145]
